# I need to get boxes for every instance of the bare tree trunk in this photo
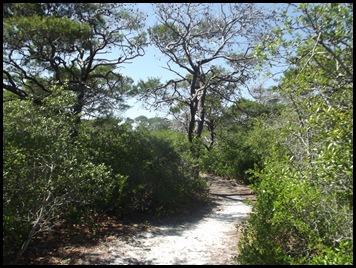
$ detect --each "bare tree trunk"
[194,85,207,138]
[188,102,196,143]
[70,87,85,139]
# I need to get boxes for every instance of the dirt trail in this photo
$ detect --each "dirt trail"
[23,174,255,265]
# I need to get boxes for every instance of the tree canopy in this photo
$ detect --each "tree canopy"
[3,3,147,119]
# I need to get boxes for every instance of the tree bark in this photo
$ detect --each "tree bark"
[70,86,85,139]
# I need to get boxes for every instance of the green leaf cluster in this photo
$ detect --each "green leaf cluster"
[3,86,115,263]
[199,98,280,183]
[80,116,208,217]
[237,3,353,265]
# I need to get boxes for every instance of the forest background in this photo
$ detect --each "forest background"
[3,3,353,265]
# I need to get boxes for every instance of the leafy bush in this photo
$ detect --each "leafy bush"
[237,142,353,264]
[237,82,353,265]
[237,3,353,265]
[199,126,266,184]
[237,66,353,266]
[3,87,116,263]
[80,118,208,217]
[198,98,281,183]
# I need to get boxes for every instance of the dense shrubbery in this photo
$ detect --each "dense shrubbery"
[236,3,353,265]
[81,117,208,217]
[237,92,353,264]
[3,88,116,263]
[3,87,208,264]
[199,100,279,184]
[199,127,267,184]
[3,3,352,266]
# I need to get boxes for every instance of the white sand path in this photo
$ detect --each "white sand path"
[85,175,254,265]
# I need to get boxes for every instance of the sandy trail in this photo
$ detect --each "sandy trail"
[22,174,255,265]
[83,175,255,265]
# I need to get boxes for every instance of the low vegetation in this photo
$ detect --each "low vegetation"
[3,88,208,264]
[3,3,352,265]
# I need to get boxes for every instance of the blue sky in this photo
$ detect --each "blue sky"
[118,3,284,119]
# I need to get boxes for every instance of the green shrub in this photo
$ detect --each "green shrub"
[236,93,353,265]
[237,148,353,265]
[3,87,116,263]
[199,127,266,184]
[80,119,208,217]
